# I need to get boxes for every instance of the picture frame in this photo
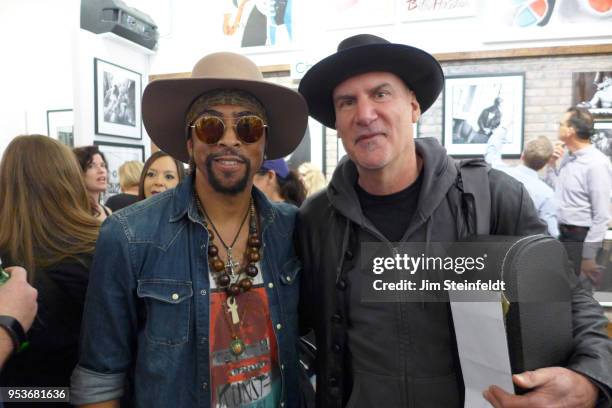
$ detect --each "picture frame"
[572,71,612,121]
[442,74,525,158]
[94,58,142,139]
[592,121,612,162]
[94,141,145,197]
[46,109,74,147]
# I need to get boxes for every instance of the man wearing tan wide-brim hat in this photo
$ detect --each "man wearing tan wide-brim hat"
[72,52,308,408]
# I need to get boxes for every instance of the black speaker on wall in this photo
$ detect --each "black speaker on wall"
[81,0,159,51]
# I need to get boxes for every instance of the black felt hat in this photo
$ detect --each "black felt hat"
[298,34,444,129]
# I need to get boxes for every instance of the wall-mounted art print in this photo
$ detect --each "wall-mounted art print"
[398,0,478,21]
[443,74,525,157]
[94,58,142,139]
[46,109,74,147]
[592,121,612,162]
[573,71,612,120]
[483,0,612,42]
[94,141,145,197]
[221,0,295,48]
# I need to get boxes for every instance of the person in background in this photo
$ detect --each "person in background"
[0,267,38,369]
[298,162,327,197]
[545,107,612,282]
[137,150,185,200]
[485,132,559,237]
[73,145,112,222]
[253,159,306,206]
[105,160,143,212]
[475,96,503,142]
[0,135,99,404]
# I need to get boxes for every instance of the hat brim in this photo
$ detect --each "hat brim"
[298,43,444,129]
[142,77,308,162]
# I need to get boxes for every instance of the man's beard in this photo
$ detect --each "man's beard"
[204,149,251,196]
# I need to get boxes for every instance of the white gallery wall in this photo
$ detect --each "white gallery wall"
[0,0,610,159]
[0,0,78,154]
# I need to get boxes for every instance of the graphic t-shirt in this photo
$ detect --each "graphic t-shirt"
[209,263,280,407]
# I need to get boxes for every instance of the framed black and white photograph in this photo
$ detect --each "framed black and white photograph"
[593,121,612,162]
[94,58,142,139]
[573,71,612,120]
[443,74,525,157]
[46,109,74,147]
[94,141,145,197]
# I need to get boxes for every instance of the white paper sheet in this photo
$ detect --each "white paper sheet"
[449,290,514,408]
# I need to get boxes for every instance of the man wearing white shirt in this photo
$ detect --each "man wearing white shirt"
[486,132,559,237]
[545,107,612,281]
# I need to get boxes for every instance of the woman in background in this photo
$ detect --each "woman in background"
[138,150,185,200]
[73,145,112,222]
[0,135,99,404]
[105,160,143,211]
[298,161,327,197]
[253,159,306,207]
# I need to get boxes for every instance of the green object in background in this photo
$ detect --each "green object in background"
[0,258,9,285]
[0,269,8,285]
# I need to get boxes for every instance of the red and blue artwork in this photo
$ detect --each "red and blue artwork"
[512,0,556,27]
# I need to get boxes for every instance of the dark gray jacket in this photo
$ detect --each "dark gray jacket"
[296,137,612,407]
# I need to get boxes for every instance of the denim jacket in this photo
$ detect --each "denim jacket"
[71,174,301,407]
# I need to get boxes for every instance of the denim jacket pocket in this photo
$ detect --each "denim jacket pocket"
[137,279,193,346]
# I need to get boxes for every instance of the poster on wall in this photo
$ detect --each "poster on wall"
[221,0,295,48]
[94,141,145,197]
[46,109,74,147]
[482,0,612,42]
[326,0,395,29]
[94,58,142,139]
[572,71,612,120]
[398,0,478,21]
[443,74,525,157]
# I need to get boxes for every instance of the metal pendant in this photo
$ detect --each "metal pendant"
[229,337,246,356]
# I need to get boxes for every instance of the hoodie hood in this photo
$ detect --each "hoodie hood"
[327,137,458,235]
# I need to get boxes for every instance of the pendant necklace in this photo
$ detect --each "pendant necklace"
[195,195,263,357]
[224,296,248,357]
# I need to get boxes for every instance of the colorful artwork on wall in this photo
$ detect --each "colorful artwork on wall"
[483,0,612,42]
[221,0,295,48]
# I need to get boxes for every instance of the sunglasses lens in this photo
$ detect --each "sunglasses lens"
[194,117,224,144]
[236,116,265,144]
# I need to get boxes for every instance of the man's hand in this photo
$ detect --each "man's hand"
[581,259,603,287]
[0,267,38,331]
[483,367,598,408]
[547,142,565,167]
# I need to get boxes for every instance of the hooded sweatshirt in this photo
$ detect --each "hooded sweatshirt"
[297,137,612,407]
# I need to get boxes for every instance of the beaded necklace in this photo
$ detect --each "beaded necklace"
[195,196,261,297]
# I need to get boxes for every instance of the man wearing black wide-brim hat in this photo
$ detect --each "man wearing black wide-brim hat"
[71,52,308,407]
[296,34,612,407]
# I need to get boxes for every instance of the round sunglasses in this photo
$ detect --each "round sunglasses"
[188,115,268,145]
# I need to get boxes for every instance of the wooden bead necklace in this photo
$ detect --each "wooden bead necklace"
[195,196,261,297]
